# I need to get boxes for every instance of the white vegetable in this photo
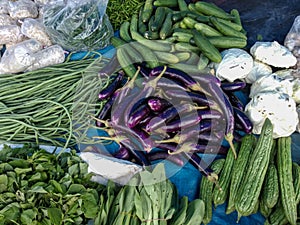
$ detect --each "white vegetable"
[0,0,9,14]
[0,25,25,45]
[26,44,65,71]
[0,14,16,26]
[215,48,253,82]
[243,60,272,84]
[250,41,297,68]
[8,0,38,20]
[20,18,52,46]
[245,91,299,138]
[249,73,294,98]
[79,152,142,185]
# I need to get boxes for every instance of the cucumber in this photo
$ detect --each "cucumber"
[199,159,225,225]
[130,14,139,34]
[144,30,159,40]
[131,42,160,68]
[172,11,188,22]
[187,3,204,16]
[178,0,188,11]
[153,0,177,7]
[131,30,173,52]
[174,52,190,62]
[151,7,167,32]
[116,48,138,78]
[182,17,198,29]
[194,22,223,37]
[207,36,247,48]
[119,21,132,42]
[226,134,256,215]
[277,136,297,225]
[172,32,193,43]
[153,51,180,64]
[194,1,233,20]
[192,29,222,63]
[213,143,238,207]
[210,16,247,39]
[138,6,147,34]
[141,0,154,23]
[259,200,271,218]
[197,53,209,70]
[184,52,200,65]
[170,62,211,74]
[216,17,243,31]
[235,118,274,219]
[159,12,173,40]
[174,42,200,54]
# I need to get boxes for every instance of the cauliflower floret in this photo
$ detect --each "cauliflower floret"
[249,73,294,98]
[243,60,272,84]
[250,41,297,68]
[215,48,254,82]
[245,91,298,138]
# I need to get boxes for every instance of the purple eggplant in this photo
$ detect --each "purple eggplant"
[233,106,253,134]
[113,146,130,160]
[156,78,187,91]
[147,151,185,166]
[165,89,216,107]
[178,142,228,155]
[136,63,151,78]
[190,73,221,86]
[149,66,204,92]
[207,82,237,159]
[119,141,150,166]
[96,92,119,127]
[147,97,171,112]
[127,103,151,128]
[145,103,193,132]
[98,70,124,100]
[98,55,121,78]
[221,80,247,92]
[226,92,245,111]
[197,108,223,120]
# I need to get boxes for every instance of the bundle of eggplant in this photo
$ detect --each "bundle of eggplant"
[94,59,253,182]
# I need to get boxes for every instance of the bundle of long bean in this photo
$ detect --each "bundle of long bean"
[0,54,110,149]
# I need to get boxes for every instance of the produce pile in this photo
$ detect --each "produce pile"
[0,144,207,225]
[0,0,300,225]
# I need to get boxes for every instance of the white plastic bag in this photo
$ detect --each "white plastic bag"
[8,0,39,20]
[0,14,16,26]
[42,0,113,51]
[0,0,9,14]
[285,15,300,70]
[0,39,41,74]
[0,25,24,45]
[21,18,52,46]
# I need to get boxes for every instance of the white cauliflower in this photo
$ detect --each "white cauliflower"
[245,91,299,138]
[250,41,297,68]
[215,48,254,82]
[243,60,273,84]
[249,73,294,98]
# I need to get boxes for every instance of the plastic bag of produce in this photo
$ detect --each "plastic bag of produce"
[8,0,39,20]
[42,0,114,51]
[0,25,25,45]
[284,15,300,70]
[20,18,52,46]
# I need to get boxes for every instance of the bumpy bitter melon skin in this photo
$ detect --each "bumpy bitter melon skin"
[235,118,274,218]
[277,136,297,225]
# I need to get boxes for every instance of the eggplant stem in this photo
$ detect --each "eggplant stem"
[155,134,180,144]
[225,133,237,159]
[90,115,111,128]
[148,65,167,88]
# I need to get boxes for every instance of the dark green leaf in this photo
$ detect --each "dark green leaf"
[68,164,80,177]
[82,192,99,219]
[67,184,86,194]
[0,174,8,193]
[29,186,48,194]
[48,208,63,225]
[0,202,21,221]
[20,209,37,224]
[49,180,64,194]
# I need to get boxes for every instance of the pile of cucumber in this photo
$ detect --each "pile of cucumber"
[199,118,300,225]
[112,0,248,77]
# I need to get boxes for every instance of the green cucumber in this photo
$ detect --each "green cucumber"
[197,53,209,70]
[174,42,200,54]
[207,36,247,48]
[178,0,188,11]
[159,12,173,40]
[153,51,180,64]
[261,164,279,209]
[153,0,177,7]
[151,7,167,32]
[182,17,198,29]
[194,22,223,37]
[131,42,160,68]
[172,31,193,43]
[141,0,154,23]
[119,21,132,42]
[226,134,256,215]
[210,16,247,39]
[277,137,297,225]
[192,29,222,63]
[194,1,233,20]
[144,30,159,40]
[235,118,274,219]
[292,162,300,203]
